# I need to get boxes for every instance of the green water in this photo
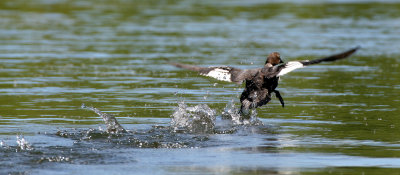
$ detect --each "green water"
[1,0,400,174]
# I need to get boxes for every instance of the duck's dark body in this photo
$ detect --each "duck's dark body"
[240,71,281,114]
[170,47,359,116]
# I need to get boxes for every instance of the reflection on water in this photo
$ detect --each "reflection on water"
[1,0,400,174]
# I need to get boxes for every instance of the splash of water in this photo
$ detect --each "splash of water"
[221,100,242,124]
[0,140,9,149]
[221,100,263,126]
[171,101,216,134]
[52,102,268,150]
[81,103,127,134]
[37,156,71,163]
[16,135,33,151]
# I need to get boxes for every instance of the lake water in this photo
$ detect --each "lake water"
[1,0,400,174]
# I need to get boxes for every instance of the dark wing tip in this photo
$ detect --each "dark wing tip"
[303,46,360,66]
[344,46,361,56]
[170,62,204,72]
[324,46,360,62]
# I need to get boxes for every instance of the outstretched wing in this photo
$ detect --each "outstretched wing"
[274,47,360,77]
[170,62,258,84]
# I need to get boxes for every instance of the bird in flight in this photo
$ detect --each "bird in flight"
[170,47,359,118]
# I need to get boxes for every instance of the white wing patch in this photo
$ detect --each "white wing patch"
[201,68,232,82]
[277,61,305,76]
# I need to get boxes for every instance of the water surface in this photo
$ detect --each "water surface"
[1,0,400,174]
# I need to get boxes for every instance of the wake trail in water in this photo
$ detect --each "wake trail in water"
[82,100,262,136]
[0,101,270,170]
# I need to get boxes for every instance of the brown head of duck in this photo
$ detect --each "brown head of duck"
[265,52,284,67]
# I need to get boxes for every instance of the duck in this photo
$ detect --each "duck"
[170,47,359,118]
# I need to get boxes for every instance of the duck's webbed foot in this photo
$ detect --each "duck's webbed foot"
[274,90,285,108]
